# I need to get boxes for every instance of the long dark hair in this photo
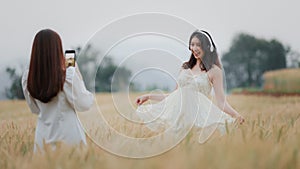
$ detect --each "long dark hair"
[27,29,66,103]
[182,30,221,71]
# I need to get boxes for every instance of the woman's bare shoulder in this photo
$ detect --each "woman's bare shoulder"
[208,64,223,81]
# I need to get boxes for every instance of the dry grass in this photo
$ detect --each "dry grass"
[0,94,300,169]
[263,68,300,93]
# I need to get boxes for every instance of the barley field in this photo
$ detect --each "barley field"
[263,68,300,93]
[0,94,299,169]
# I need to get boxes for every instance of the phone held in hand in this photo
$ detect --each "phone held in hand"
[65,50,76,67]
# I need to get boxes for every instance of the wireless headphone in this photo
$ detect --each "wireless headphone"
[196,30,215,52]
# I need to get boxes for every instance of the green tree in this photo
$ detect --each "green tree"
[5,67,24,99]
[265,39,287,70]
[96,57,132,92]
[95,57,117,92]
[286,50,300,68]
[76,44,100,91]
[222,33,288,90]
[76,44,132,92]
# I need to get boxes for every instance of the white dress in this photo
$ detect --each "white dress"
[22,67,94,151]
[136,68,235,143]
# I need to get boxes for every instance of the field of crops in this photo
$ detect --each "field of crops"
[0,94,299,169]
[263,68,300,93]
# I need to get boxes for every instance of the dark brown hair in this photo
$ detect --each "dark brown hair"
[27,29,66,103]
[182,30,222,71]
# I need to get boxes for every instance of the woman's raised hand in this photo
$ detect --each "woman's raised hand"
[136,95,149,106]
[235,114,245,125]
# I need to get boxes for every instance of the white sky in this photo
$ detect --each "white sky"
[1,0,299,67]
[0,0,299,97]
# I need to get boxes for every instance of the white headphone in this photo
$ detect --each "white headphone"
[198,30,214,52]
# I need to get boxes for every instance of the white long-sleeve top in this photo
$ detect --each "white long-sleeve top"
[22,67,94,151]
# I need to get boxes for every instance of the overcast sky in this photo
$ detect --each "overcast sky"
[0,0,299,98]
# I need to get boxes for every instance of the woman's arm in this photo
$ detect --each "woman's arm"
[22,70,40,115]
[136,93,169,105]
[64,66,94,112]
[136,68,183,106]
[136,84,179,105]
[208,66,245,124]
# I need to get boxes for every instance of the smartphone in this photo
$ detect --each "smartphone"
[65,50,76,67]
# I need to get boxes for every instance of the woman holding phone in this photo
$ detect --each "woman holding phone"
[22,29,94,151]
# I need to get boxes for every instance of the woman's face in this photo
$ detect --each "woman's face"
[190,36,204,60]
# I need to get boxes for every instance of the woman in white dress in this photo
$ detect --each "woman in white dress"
[22,29,94,151]
[135,30,245,142]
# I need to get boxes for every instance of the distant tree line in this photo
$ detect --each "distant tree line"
[5,67,24,99]
[4,33,300,99]
[76,44,132,92]
[222,33,299,90]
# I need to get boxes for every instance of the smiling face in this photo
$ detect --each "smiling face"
[183,30,221,71]
[190,36,204,60]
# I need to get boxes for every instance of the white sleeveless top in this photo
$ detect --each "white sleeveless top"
[177,69,212,96]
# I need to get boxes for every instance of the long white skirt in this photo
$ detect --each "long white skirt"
[136,87,235,143]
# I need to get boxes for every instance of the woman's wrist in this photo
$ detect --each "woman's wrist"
[231,112,240,118]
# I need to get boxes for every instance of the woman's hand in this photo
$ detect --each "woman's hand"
[136,95,149,106]
[234,114,245,125]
